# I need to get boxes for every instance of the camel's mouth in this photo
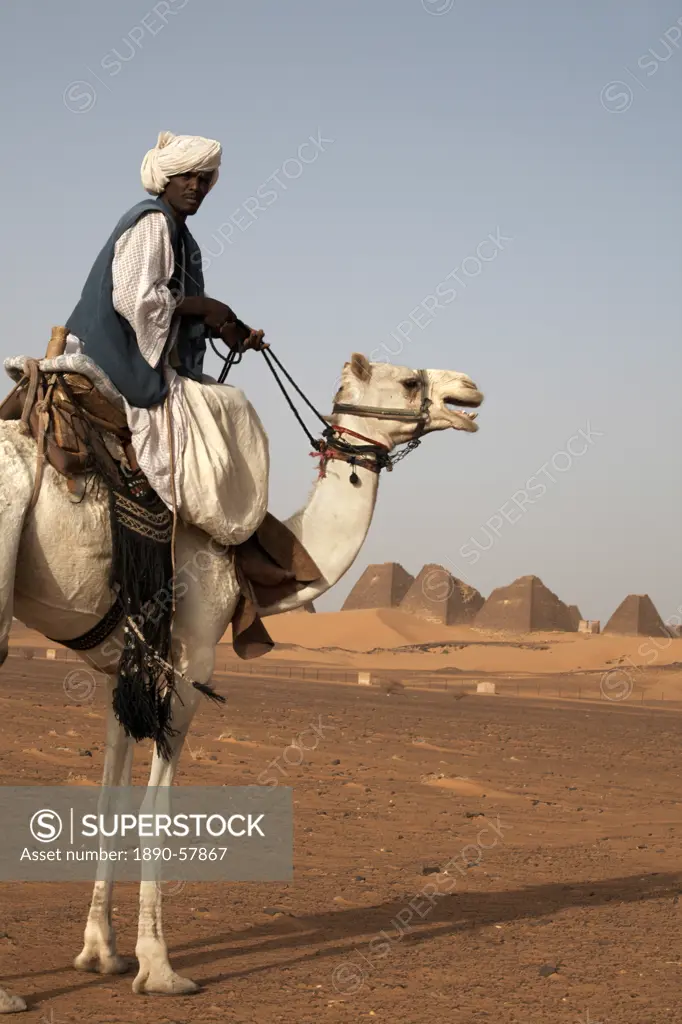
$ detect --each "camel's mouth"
[443,394,482,432]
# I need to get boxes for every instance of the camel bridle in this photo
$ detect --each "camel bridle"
[331,367,432,433]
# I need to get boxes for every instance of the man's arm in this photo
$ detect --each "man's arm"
[175,296,264,350]
[112,212,177,369]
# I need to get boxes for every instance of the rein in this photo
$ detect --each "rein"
[214,342,430,484]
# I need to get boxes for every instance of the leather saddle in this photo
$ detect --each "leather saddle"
[0,327,137,489]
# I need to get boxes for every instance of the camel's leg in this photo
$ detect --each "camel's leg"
[0,450,33,1011]
[132,674,203,996]
[74,685,134,975]
[0,447,32,667]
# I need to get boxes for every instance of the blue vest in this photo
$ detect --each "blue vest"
[66,197,207,408]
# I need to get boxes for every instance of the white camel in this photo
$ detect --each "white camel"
[0,352,482,1011]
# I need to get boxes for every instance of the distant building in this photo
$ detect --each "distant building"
[474,574,577,632]
[567,605,582,630]
[342,563,414,610]
[603,594,670,638]
[399,563,483,625]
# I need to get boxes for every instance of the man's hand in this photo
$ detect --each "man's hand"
[244,329,266,351]
[219,322,265,352]
[175,295,265,351]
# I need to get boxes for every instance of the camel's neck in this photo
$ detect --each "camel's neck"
[259,425,384,615]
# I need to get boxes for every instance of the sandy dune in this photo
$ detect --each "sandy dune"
[11,609,682,682]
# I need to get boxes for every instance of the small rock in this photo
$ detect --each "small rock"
[79,749,92,757]
[331,759,341,765]
[355,875,366,882]
[422,865,441,876]
[263,906,287,916]
[539,964,559,978]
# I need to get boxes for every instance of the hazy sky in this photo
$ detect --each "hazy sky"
[1,0,680,622]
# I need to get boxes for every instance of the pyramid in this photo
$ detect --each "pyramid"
[565,602,581,626]
[474,575,576,633]
[603,594,669,637]
[342,563,414,610]
[399,564,483,625]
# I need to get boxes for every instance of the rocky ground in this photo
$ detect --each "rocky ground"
[0,659,681,1023]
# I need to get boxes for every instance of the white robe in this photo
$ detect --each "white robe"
[66,213,269,547]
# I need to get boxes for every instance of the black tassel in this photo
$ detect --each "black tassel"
[193,681,227,704]
[349,457,359,485]
[107,483,178,759]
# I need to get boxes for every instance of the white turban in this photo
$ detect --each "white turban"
[140,131,222,196]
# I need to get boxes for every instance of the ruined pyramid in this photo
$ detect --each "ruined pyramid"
[342,563,414,610]
[603,594,669,637]
[474,575,577,633]
[567,605,582,630]
[399,564,484,625]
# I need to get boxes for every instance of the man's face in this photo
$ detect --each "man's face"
[162,170,213,216]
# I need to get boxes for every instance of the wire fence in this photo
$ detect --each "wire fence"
[7,647,681,708]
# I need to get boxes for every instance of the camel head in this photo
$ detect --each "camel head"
[331,353,483,447]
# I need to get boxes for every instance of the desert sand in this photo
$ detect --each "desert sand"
[11,608,682,702]
[5,610,682,1023]
[0,652,681,1023]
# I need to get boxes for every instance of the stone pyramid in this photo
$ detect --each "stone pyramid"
[399,564,483,625]
[474,575,576,633]
[567,605,582,630]
[603,594,669,637]
[342,563,414,610]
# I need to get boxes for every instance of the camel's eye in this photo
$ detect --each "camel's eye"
[402,378,420,391]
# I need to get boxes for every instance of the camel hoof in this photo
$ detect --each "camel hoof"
[132,968,200,995]
[74,950,131,975]
[0,992,26,1014]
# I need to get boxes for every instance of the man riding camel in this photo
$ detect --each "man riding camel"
[64,131,269,547]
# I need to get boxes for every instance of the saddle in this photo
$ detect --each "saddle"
[0,327,139,499]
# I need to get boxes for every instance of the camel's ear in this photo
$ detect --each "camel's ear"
[350,352,371,382]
